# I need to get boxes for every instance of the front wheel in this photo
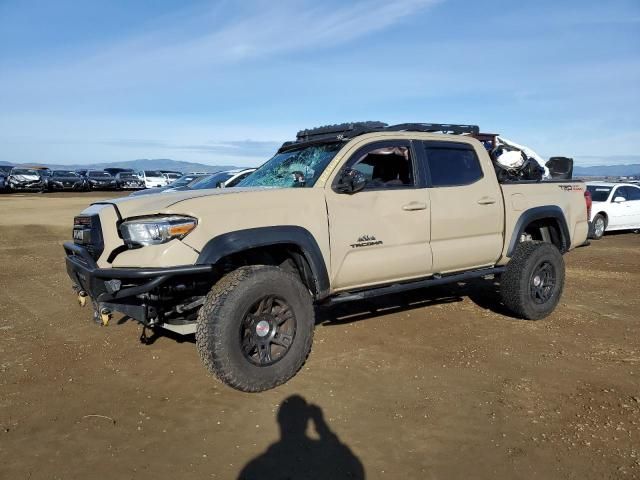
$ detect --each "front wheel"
[500,241,565,320]
[196,266,315,392]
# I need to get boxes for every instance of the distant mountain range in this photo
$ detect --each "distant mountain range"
[0,158,240,173]
[573,164,640,177]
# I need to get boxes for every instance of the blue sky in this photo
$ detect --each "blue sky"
[1,0,638,167]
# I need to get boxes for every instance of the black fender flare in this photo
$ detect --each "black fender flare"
[506,206,571,256]
[196,226,330,298]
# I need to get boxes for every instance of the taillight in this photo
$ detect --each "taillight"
[584,190,592,219]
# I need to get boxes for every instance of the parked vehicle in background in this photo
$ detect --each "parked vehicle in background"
[161,171,182,183]
[64,121,589,392]
[0,166,13,192]
[164,168,256,192]
[115,172,145,190]
[219,168,256,188]
[32,167,53,186]
[104,168,135,177]
[47,170,87,191]
[137,170,169,189]
[586,182,640,239]
[129,174,207,196]
[85,170,118,190]
[8,168,46,191]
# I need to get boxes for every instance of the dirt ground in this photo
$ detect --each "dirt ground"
[1,192,639,480]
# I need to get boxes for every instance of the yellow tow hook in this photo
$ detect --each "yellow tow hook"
[78,291,88,307]
[100,308,112,327]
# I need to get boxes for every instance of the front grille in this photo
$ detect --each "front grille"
[73,214,104,260]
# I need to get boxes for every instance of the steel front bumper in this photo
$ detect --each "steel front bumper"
[64,242,212,324]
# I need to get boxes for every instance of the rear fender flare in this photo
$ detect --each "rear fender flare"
[507,206,570,256]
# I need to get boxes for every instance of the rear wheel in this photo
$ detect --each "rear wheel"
[196,266,314,392]
[591,213,606,240]
[500,241,565,320]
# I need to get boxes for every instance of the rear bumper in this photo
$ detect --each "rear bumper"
[64,241,213,323]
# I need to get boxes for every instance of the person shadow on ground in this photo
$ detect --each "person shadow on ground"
[238,395,365,480]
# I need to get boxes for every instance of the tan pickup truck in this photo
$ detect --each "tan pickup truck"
[64,122,589,392]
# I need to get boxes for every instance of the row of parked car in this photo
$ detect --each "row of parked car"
[0,166,256,193]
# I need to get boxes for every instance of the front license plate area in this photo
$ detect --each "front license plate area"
[73,228,91,244]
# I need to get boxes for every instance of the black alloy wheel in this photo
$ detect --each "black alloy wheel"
[529,261,556,305]
[240,295,296,366]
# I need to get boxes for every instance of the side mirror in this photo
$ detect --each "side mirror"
[334,168,367,194]
[215,181,224,188]
[613,196,626,203]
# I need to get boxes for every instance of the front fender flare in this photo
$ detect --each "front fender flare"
[195,226,330,298]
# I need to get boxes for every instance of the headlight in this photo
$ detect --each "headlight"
[120,216,197,247]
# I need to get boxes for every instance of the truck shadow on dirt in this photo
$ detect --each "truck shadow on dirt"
[317,276,517,326]
[238,394,365,480]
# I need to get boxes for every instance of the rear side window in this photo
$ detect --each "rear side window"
[586,185,612,202]
[422,141,483,187]
[625,187,640,201]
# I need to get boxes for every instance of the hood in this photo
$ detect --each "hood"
[11,174,40,182]
[97,187,266,218]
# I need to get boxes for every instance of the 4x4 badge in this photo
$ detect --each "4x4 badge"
[350,235,383,249]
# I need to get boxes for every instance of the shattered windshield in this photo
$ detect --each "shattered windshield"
[238,143,342,188]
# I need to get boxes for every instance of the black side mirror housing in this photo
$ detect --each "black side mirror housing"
[334,168,367,194]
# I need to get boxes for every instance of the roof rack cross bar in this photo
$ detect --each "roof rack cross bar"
[385,123,480,135]
[295,121,387,142]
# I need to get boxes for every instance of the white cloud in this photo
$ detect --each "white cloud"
[0,0,440,94]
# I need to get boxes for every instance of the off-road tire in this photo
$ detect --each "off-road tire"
[500,241,565,320]
[590,213,606,240]
[196,265,314,392]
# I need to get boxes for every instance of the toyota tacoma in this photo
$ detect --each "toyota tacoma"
[64,122,590,392]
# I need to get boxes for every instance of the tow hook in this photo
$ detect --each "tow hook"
[100,307,112,327]
[78,291,88,307]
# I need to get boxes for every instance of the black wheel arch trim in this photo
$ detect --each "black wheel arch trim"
[506,206,571,257]
[195,226,330,298]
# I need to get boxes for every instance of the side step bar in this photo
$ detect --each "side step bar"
[326,267,505,306]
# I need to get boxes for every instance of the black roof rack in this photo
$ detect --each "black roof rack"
[280,121,480,151]
[385,123,479,135]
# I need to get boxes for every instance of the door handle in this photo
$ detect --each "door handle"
[477,197,497,205]
[402,202,427,211]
